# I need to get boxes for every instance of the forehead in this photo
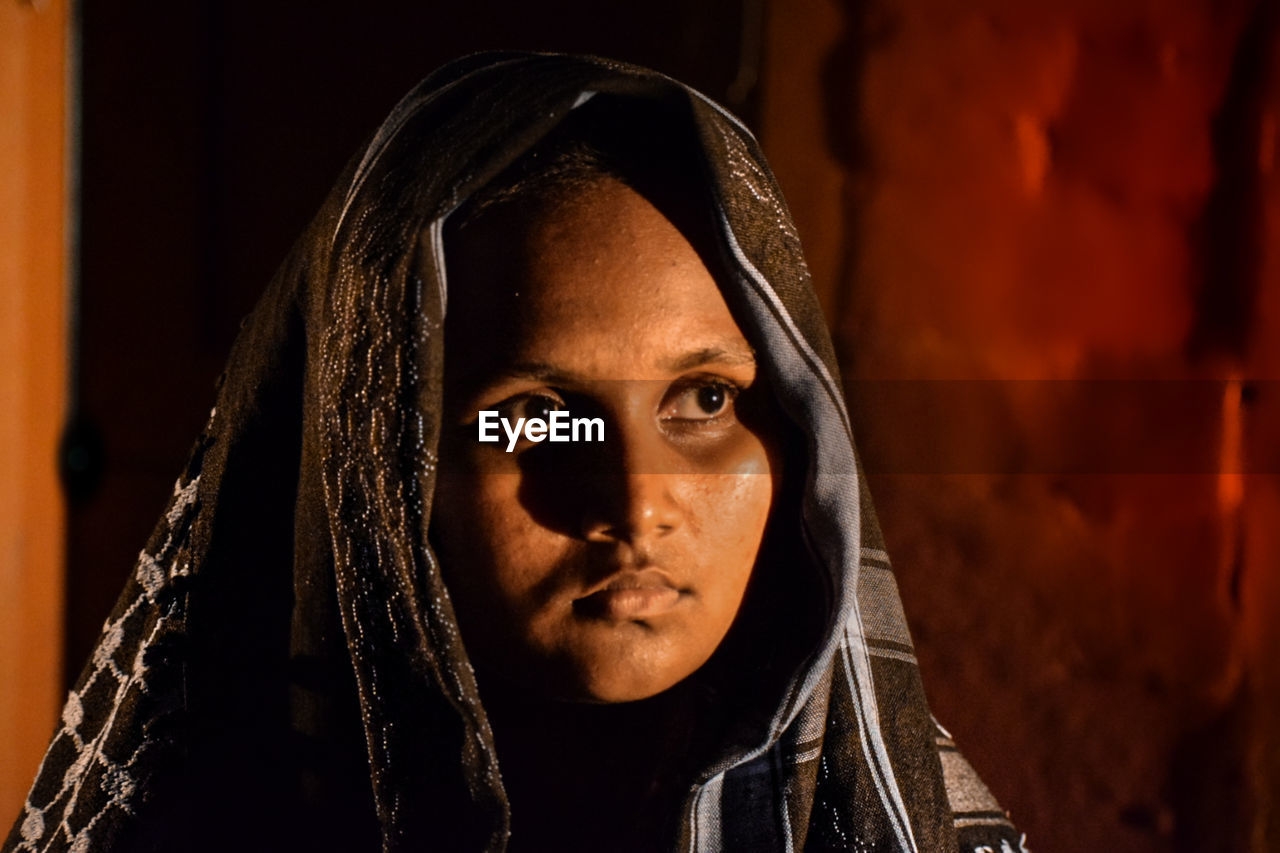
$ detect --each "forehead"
[443,177,752,383]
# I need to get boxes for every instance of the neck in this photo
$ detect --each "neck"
[481,678,707,851]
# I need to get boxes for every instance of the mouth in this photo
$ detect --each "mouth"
[573,568,686,622]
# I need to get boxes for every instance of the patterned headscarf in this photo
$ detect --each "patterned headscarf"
[6,53,1024,853]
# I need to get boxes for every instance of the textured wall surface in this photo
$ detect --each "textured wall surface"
[762,0,1278,850]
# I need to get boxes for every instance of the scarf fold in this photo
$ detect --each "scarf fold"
[6,53,1023,853]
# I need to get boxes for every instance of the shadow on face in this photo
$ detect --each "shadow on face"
[431,176,786,703]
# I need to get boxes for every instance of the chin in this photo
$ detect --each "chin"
[563,673,673,704]
[544,640,707,704]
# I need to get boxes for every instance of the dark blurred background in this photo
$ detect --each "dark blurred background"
[3,1,1278,850]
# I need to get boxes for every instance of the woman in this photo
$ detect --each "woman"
[6,53,1024,852]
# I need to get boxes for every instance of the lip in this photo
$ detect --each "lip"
[574,569,685,621]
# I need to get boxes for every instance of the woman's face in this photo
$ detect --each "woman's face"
[434,177,780,703]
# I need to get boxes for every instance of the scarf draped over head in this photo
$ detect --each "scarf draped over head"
[5,53,1024,853]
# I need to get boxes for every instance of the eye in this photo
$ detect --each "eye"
[661,380,739,422]
[496,391,564,423]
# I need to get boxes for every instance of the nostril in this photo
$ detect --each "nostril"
[579,478,682,544]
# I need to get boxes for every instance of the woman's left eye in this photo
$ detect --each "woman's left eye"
[662,382,739,422]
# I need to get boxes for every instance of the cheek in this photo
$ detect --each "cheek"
[433,472,559,605]
[682,438,778,603]
[689,469,771,531]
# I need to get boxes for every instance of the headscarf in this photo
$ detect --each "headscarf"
[5,53,1024,853]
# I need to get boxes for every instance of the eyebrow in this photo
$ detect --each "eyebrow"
[484,344,757,387]
[659,344,757,373]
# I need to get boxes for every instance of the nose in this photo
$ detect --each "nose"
[579,428,684,545]
[581,473,683,544]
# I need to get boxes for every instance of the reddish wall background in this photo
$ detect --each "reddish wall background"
[762,0,1279,850]
[5,0,1278,849]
